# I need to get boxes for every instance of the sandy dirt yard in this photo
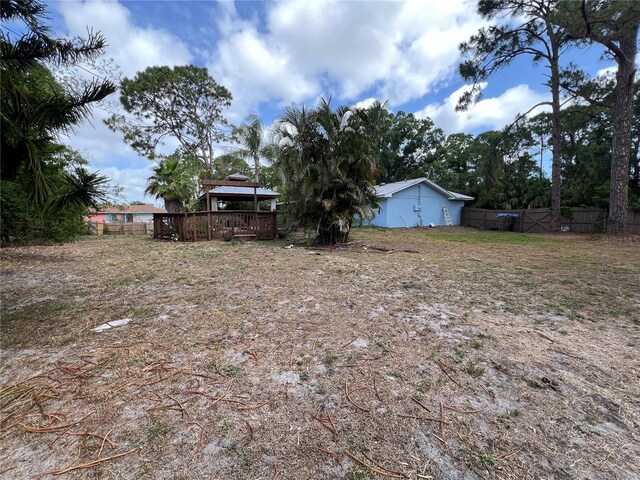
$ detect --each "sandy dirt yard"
[1,228,639,480]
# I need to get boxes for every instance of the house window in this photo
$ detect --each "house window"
[125,213,134,223]
[108,214,119,223]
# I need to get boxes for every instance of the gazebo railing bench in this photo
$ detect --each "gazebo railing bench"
[153,210,277,242]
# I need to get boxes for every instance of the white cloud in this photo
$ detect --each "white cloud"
[99,165,157,204]
[53,0,196,201]
[415,83,550,134]
[352,97,380,110]
[597,65,616,77]
[207,0,485,119]
[210,27,318,122]
[56,0,193,77]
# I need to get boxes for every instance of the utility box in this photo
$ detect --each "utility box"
[496,213,519,231]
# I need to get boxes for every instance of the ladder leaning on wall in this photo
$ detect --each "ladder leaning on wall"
[442,205,453,226]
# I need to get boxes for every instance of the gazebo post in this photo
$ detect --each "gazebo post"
[253,185,258,234]
[206,191,212,240]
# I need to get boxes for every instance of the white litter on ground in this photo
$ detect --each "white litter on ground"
[92,318,132,332]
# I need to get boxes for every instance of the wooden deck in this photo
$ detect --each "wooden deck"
[153,211,277,241]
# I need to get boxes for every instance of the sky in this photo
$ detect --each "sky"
[43,0,613,203]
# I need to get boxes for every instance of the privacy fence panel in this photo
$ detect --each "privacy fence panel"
[461,207,639,234]
[98,222,150,235]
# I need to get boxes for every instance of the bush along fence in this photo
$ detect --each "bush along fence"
[460,207,640,234]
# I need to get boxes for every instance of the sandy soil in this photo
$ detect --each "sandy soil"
[1,228,639,479]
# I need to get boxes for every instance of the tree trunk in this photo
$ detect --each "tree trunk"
[164,198,183,213]
[253,153,260,183]
[548,27,562,232]
[539,134,544,180]
[607,23,638,234]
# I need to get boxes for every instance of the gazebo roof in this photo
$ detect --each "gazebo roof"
[226,173,250,181]
[198,173,281,202]
[206,185,280,199]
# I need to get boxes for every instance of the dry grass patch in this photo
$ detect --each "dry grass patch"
[1,228,638,479]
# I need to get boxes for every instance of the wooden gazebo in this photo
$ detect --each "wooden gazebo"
[153,174,280,241]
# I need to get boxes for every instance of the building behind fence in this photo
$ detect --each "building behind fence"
[461,207,640,234]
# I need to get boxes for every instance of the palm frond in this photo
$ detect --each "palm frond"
[49,167,111,211]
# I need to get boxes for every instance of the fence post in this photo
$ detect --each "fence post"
[272,212,277,238]
[482,210,487,230]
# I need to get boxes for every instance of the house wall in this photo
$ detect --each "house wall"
[368,198,388,226]
[85,213,106,223]
[85,213,155,224]
[370,183,466,227]
[133,213,154,223]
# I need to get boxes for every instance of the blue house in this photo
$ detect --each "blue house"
[368,178,473,228]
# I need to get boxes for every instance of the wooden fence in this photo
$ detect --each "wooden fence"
[90,222,151,235]
[153,211,277,241]
[461,207,640,234]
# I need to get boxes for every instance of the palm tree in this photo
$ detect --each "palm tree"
[0,0,116,205]
[145,156,196,213]
[234,114,265,182]
[271,99,379,244]
[51,167,111,211]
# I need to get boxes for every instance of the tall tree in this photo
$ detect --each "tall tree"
[205,153,253,180]
[106,65,232,174]
[526,112,553,180]
[234,114,265,183]
[555,0,640,232]
[382,112,445,183]
[351,103,446,184]
[459,0,568,230]
[456,128,550,209]
[470,131,507,208]
[501,124,550,208]
[559,102,612,207]
[437,133,478,194]
[1,0,115,204]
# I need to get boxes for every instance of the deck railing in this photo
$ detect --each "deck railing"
[153,211,277,241]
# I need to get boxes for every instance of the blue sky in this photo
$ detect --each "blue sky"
[44,0,613,202]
